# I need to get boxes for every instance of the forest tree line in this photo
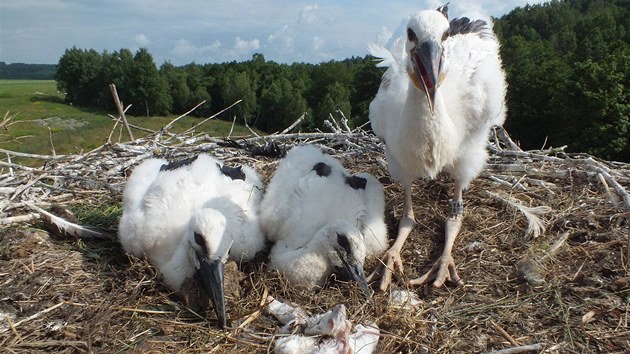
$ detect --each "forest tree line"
[54,48,380,134]
[54,0,630,161]
[0,62,56,80]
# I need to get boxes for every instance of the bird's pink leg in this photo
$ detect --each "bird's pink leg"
[410,182,464,288]
[372,183,416,292]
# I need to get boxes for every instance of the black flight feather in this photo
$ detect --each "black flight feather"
[312,162,332,177]
[217,163,246,181]
[160,155,199,172]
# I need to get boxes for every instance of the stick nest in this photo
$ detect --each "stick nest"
[1,113,628,353]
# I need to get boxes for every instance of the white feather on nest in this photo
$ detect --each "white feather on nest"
[486,191,551,238]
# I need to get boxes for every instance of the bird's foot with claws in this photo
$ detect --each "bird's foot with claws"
[409,253,463,288]
[368,247,404,292]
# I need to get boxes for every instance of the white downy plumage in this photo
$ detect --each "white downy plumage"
[260,145,388,293]
[118,154,265,327]
[368,4,507,290]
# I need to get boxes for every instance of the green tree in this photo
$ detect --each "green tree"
[56,47,102,106]
[127,48,171,116]
[220,70,257,124]
[184,64,212,116]
[312,82,351,130]
[259,77,308,132]
[160,61,192,114]
[496,0,630,161]
[351,57,384,128]
[100,48,134,110]
[571,51,630,159]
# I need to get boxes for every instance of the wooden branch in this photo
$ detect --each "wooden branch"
[0,148,65,160]
[181,99,241,135]
[0,111,14,130]
[488,146,564,163]
[0,301,66,334]
[336,109,352,133]
[10,174,48,201]
[493,125,522,151]
[227,114,238,139]
[245,122,261,138]
[109,83,134,141]
[161,100,207,134]
[490,319,519,346]
[4,150,14,177]
[482,343,543,354]
[105,151,153,176]
[0,213,40,226]
[582,158,630,210]
[107,115,122,144]
[47,127,56,157]
[108,113,155,134]
[107,104,140,143]
[279,113,307,134]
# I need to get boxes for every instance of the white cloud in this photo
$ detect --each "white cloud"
[298,4,319,25]
[312,36,324,52]
[2,0,552,65]
[267,25,295,53]
[134,33,151,47]
[374,27,393,47]
[451,2,491,22]
[234,37,260,51]
[172,39,197,58]
[209,40,222,50]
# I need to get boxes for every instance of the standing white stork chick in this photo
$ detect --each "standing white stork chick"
[118,154,266,328]
[260,145,388,294]
[368,4,507,290]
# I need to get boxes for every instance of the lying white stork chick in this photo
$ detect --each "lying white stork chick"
[368,4,507,290]
[118,154,266,328]
[260,145,388,294]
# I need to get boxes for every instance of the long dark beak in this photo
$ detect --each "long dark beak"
[340,256,372,298]
[198,258,226,328]
[410,40,441,113]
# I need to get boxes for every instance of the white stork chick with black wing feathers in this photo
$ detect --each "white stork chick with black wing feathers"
[368,4,507,290]
[118,154,266,328]
[260,145,388,294]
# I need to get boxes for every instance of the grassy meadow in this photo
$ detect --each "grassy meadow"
[0,80,256,157]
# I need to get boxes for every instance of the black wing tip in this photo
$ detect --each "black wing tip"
[160,155,199,172]
[312,162,332,177]
[218,164,246,181]
[248,141,287,158]
[448,17,490,37]
[345,175,367,190]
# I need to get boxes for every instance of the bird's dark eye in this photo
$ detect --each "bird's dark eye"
[336,233,352,255]
[407,28,417,42]
[442,31,449,42]
[194,232,204,246]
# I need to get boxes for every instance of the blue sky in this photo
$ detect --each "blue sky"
[1,0,547,65]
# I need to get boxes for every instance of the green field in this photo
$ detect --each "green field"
[0,80,256,157]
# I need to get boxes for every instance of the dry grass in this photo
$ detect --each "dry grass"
[0,116,628,353]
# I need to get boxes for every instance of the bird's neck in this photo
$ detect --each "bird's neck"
[392,83,460,178]
[160,237,196,291]
[407,84,441,123]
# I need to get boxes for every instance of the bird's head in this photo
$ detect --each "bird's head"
[323,221,372,297]
[406,5,450,113]
[187,208,232,328]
